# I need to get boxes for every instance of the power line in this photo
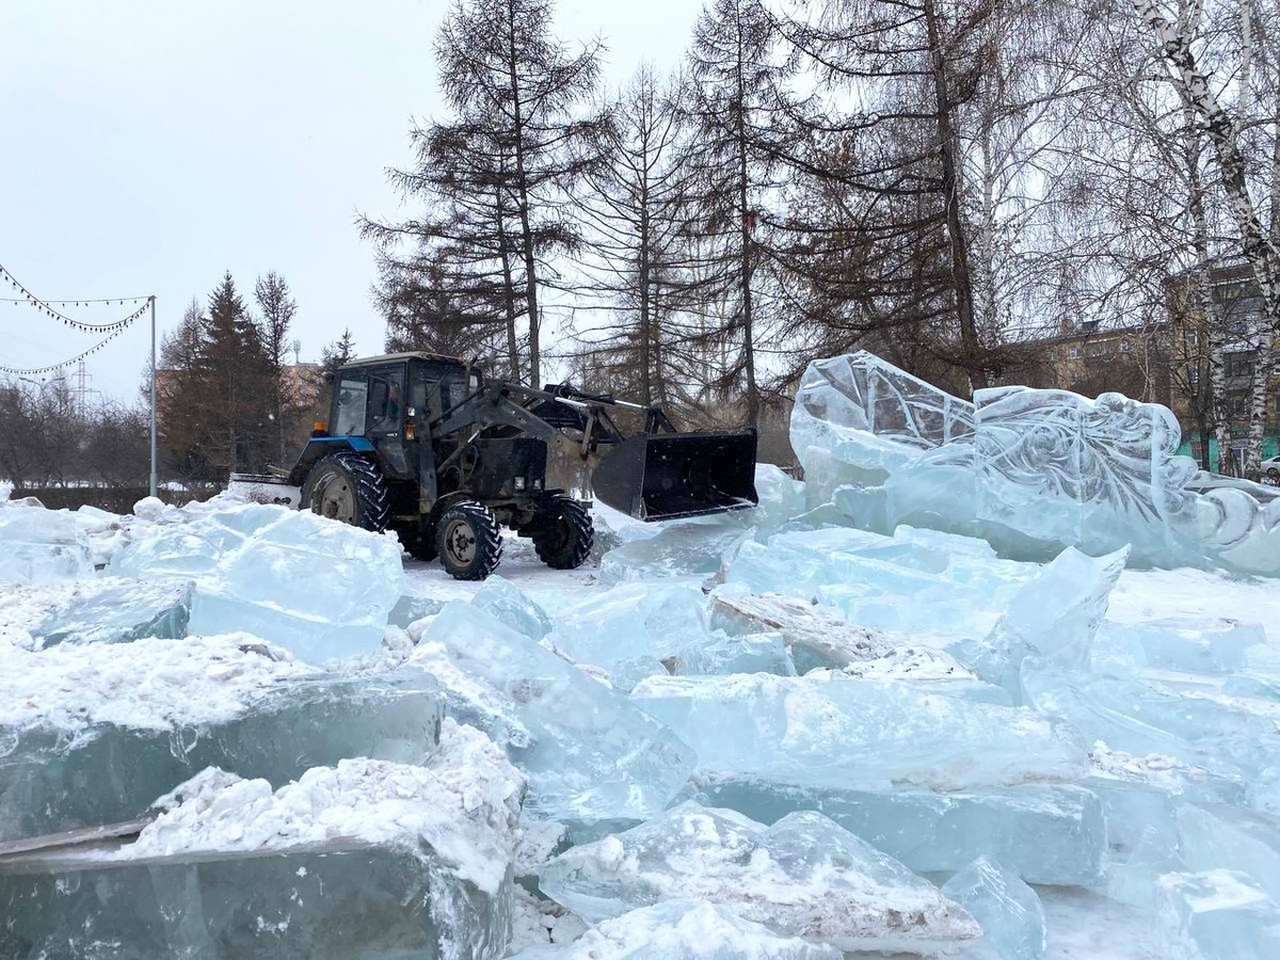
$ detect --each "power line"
[0,263,148,332]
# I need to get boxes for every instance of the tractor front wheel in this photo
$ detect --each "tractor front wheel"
[302,453,390,532]
[435,500,503,580]
[531,496,594,570]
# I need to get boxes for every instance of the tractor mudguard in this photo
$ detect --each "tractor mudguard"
[286,436,376,486]
[591,430,759,521]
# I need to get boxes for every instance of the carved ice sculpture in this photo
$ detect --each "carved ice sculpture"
[791,351,1280,576]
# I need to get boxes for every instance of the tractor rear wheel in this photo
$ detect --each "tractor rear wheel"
[302,453,390,532]
[531,496,594,570]
[435,500,503,580]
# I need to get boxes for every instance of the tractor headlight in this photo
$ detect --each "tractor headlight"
[514,476,526,491]
[532,478,543,491]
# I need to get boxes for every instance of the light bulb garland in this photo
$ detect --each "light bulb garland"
[0,301,148,375]
[0,263,149,332]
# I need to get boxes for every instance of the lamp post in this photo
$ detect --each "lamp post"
[149,295,157,499]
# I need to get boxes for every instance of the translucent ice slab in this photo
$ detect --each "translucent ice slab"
[0,634,442,841]
[1156,870,1280,960]
[0,724,521,960]
[550,583,712,670]
[1097,618,1266,676]
[112,503,404,662]
[954,546,1128,700]
[0,499,93,583]
[0,576,191,648]
[413,602,695,824]
[941,857,1047,960]
[598,514,753,583]
[1023,660,1280,778]
[1176,803,1280,904]
[630,673,1087,792]
[473,576,553,641]
[537,804,980,953]
[723,526,1031,636]
[508,900,843,960]
[690,778,1105,885]
[790,351,1280,577]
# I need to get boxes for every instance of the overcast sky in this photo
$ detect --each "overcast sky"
[0,0,701,402]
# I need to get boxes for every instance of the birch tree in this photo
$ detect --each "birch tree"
[1137,0,1280,477]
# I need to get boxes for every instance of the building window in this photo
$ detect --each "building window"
[1225,353,1254,379]
[1120,339,1132,354]
[1085,342,1108,358]
[1068,346,1081,359]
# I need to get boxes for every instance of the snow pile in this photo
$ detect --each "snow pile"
[125,718,524,895]
[0,632,315,733]
[0,575,192,649]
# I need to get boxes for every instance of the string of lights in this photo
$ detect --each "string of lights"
[0,301,147,375]
[0,263,150,331]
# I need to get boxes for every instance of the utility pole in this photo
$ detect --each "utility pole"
[149,295,157,499]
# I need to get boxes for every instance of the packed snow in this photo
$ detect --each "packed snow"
[3,352,1280,959]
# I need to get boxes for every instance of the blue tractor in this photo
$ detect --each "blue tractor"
[254,352,759,580]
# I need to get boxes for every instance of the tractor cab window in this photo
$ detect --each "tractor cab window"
[414,364,476,421]
[333,379,368,436]
[368,370,405,433]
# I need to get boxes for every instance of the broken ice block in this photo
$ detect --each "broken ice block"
[1176,803,1280,904]
[1156,870,1280,960]
[671,630,796,677]
[941,858,1047,960]
[473,576,553,641]
[710,590,906,671]
[598,514,752,583]
[114,503,404,662]
[751,463,808,530]
[1020,661,1253,784]
[537,804,981,953]
[1100,618,1266,675]
[691,778,1105,885]
[0,724,522,960]
[508,900,843,960]
[0,499,93,583]
[1085,742,1246,859]
[631,673,1087,792]
[550,583,712,671]
[0,634,442,842]
[414,602,694,824]
[954,546,1128,700]
[0,576,191,648]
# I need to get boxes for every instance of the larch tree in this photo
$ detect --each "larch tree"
[683,0,794,427]
[573,64,706,413]
[363,0,604,387]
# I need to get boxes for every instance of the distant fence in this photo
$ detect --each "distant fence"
[9,486,205,514]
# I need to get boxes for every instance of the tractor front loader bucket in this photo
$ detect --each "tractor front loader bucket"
[591,430,759,521]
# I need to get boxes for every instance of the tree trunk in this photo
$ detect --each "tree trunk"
[925,0,985,390]
[507,8,540,387]
[734,15,758,428]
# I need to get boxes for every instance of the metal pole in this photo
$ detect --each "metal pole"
[149,295,157,499]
